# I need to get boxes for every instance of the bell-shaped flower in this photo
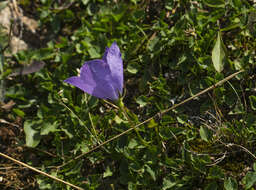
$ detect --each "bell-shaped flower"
[64,42,123,101]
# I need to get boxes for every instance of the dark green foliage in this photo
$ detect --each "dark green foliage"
[1,0,256,189]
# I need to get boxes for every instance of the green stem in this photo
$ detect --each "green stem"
[117,98,148,146]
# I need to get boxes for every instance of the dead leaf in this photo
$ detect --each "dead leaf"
[9,61,45,77]
[1,100,16,110]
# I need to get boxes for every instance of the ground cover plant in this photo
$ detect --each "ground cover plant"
[0,0,256,189]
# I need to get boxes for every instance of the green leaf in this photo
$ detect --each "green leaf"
[12,108,25,118]
[61,128,74,139]
[40,121,59,135]
[103,166,113,178]
[88,47,100,58]
[148,119,158,128]
[81,0,89,5]
[37,178,52,189]
[114,115,124,124]
[233,59,242,70]
[162,178,176,190]
[128,138,138,149]
[32,48,55,60]
[130,0,139,4]
[224,177,238,190]
[136,95,148,107]
[205,181,218,190]
[177,114,188,125]
[75,43,83,54]
[128,182,136,190]
[208,166,224,179]
[249,95,256,111]
[112,10,125,22]
[242,171,256,189]
[212,31,226,72]
[230,0,242,9]
[145,165,156,181]
[147,36,159,51]
[24,120,41,148]
[203,0,225,8]
[127,62,139,74]
[199,126,211,142]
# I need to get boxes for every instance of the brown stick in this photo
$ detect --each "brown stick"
[0,152,84,190]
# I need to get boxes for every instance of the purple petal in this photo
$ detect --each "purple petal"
[64,42,123,101]
[64,60,119,100]
[103,42,123,95]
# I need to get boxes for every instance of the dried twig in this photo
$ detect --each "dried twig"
[0,152,84,190]
[226,143,256,160]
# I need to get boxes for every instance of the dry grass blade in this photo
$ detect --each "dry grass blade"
[0,152,84,190]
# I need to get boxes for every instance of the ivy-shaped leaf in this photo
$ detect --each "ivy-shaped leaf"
[224,177,238,190]
[24,120,41,148]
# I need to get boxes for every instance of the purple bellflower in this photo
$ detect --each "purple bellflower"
[64,42,123,101]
